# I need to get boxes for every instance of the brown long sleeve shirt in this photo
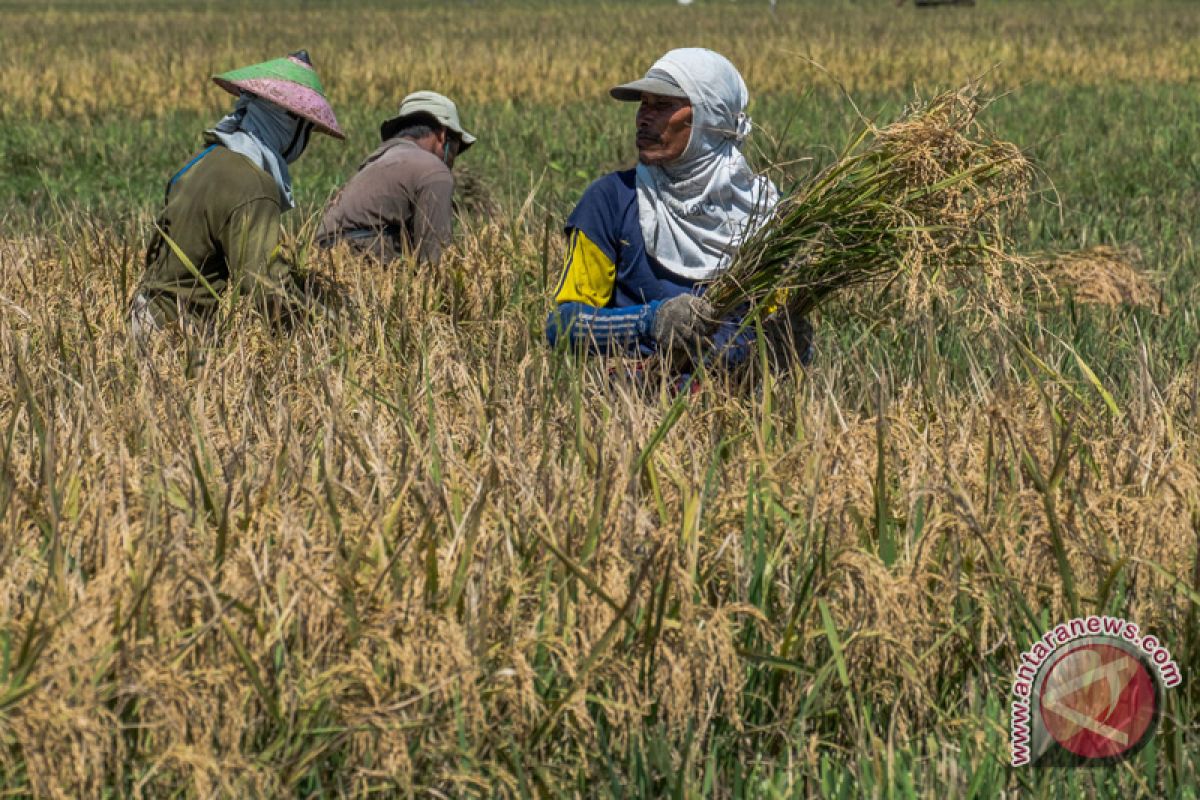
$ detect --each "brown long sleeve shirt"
[316,138,455,264]
[138,143,294,324]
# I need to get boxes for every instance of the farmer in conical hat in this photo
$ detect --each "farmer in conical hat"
[316,91,476,265]
[131,50,344,339]
[544,48,812,370]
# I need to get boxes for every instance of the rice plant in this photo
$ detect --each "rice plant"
[0,1,1197,797]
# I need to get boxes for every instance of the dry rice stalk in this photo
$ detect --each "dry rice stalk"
[1030,244,1165,313]
[1,201,1195,793]
[453,163,500,219]
[705,85,1033,319]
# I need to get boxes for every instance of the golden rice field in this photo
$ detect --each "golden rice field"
[2,0,1199,118]
[0,0,1197,797]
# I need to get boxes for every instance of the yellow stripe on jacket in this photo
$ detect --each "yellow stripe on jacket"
[553,229,616,307]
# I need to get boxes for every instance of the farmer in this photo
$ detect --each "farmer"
[130,50,343,339]
[316,91,476,265]
[544,48,812,370]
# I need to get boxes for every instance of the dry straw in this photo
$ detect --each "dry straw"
[1030,244,1166,314]
[0,210,1196,796]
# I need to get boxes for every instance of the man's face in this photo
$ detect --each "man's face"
[431,128,463,168]
[636,92,693,166]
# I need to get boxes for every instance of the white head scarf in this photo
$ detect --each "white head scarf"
[635,48,779,281]
[208,94,314,209]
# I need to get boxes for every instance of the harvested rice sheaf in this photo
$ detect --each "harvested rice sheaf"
[453,163,500,219]
[706,86,1033,319]
[1030,244,1165,313]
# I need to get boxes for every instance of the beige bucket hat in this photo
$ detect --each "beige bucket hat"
[380,91,476,152]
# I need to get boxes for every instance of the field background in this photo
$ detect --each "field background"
[1,0,1198,797]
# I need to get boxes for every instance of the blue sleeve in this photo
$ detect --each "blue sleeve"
[703,310,816,370]
[545,301,660,355]
[566,175,623,265]
[706,318,756,369]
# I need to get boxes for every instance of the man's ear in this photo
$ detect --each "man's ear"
[435,127,454,164]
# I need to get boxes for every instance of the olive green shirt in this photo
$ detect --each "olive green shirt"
[139,143,293,323]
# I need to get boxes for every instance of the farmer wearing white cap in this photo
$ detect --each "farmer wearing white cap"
[545,48,812,369]
[316,91,476,265]
[131,50,344,338]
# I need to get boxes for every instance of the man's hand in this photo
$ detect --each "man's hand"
[761,308,815,368]
[651,294,716,352]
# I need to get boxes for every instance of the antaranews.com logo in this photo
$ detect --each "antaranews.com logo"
[1010,615,1182,767]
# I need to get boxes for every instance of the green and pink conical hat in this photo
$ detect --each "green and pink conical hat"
[212,50,345,140]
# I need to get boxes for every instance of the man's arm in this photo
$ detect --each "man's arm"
[546,301,661,353]
[221,197,295,321]
[411,170,455,264]
[702,308,815,371]
[545,229,658,354]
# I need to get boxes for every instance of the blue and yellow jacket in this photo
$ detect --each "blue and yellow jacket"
[545,169,751,363]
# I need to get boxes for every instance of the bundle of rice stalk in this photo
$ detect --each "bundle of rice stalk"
[704,86,1033,320]
[1029,244,1166,314]
[453,163,499,219]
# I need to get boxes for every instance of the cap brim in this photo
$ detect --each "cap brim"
[609,77,689,102]
[380,115,405,142]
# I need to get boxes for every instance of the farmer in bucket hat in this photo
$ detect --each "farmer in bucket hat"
[544,48,812,371]
[130,50,343,340]
[316,91,476,265]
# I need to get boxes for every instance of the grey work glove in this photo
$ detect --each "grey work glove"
[651,294,716,353]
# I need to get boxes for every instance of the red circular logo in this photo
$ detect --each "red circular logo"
[1038,642,1159,760]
